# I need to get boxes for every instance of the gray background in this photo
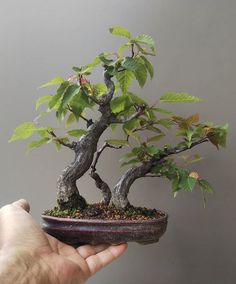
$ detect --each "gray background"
[0,0,235,283]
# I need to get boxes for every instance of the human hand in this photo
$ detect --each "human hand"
[0,199,127,284]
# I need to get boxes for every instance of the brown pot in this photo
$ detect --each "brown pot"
[41,211,168,246]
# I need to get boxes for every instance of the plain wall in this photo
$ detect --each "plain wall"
[0,0,235,283]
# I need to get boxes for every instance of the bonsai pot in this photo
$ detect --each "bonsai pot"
[41,211,168,246]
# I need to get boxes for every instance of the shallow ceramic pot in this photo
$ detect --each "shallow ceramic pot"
[41,211,168,246]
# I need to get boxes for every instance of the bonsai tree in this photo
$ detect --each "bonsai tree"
[10,26,228,213]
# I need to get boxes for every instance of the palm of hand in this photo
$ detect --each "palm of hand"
[0,200,127,284]
[43,233,125,284]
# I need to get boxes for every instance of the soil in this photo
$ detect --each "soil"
[44,203,165,221]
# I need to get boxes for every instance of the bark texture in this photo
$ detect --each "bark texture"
[89,171,111,204]
[57,119,108,210]
[57,72,115,210]
[110,161,154,208]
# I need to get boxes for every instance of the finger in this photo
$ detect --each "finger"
[86,243,128,275]
[12,199,30,212]
[77,244,110,259]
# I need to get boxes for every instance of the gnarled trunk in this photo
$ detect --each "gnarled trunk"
[57,116,110,210]
[56,71,115,210]
[110,161,154,208]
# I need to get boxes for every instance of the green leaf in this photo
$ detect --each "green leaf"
[124,129,141,142]
[116,70,134,95]
[35,95,52,110]
[133,34,156,52]
[72,66,82,72]
[151,107,175,115]
[121,57,140,71]
[110,96,127,114]
[146,125,163,134]
[67,129,87,138]
[40,77,65,88]
[98,53,114,65]
[206,124,228,149]
[189,154,203,164]
[156,119,173,129]
[48,92,63,110]
[27,137,50,152]
[79,56,102,74]
[144,109,156,120]
[172,176,180,192]
[69,106,84,120]
[66,113,76,128]
[90,56,101,67]
[71,91,92,109]
[34,111,48,122]
[59,85,81,111]
[198,179,214,193]
[176,169,189,188]
[145,145,159,155]
[106,139,130,146]
[147,134,165,143]
[140,56,154,78]
[186,129,194,141]
[57,81,70,95]
[160,93,202,103]
[53,140,61,151]
[106,66,118,76]
[221,123,229,131]
[109,26,132,39]
[48,81,70,110]
[133,58,147,87]
[119,151,137,162]
[93,83,107,98]
[121,158,140,167]
[9,122,37,142]
[118,43,130,57]
[37,127,52,138]
[133,42,155,56]
[56,85,81,121]
[123,118,140,132]
[127,92,148,105]
[183,176,197,191]
[68,90,92,119]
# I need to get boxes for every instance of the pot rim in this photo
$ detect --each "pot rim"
[41,209,168,224]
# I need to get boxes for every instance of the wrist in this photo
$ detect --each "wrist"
[0,248,55,284]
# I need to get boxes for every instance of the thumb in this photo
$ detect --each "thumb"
[12,199,30,213]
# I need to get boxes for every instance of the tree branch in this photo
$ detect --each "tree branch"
[67,106,94,128]
[90,142,122,204]
[131,43,135,57]
[161,138,209,158]
[80,87,100,105]
[89,171,111,205]
[111,105,146,124]
[48,130,76,150]
[98,70,115,105]
[91,142,122,171]
[144,174,162,177]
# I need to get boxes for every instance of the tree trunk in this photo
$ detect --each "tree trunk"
[57,116,110,210]
[110,161,153,208]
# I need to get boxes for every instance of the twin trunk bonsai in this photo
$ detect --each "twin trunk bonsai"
[10,26,228,215]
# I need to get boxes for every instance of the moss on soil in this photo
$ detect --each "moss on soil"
[44,203,164,221]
